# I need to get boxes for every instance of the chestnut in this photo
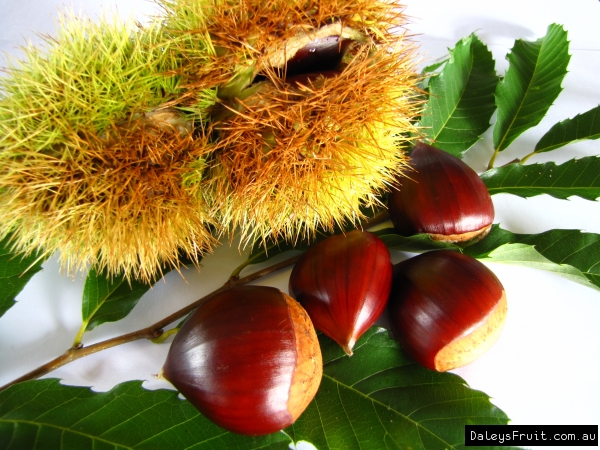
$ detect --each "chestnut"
[387,250,507,372]
[161,285,322,436]
[283,35,354,79]
[388,142,494,244]
[289,230,392,356]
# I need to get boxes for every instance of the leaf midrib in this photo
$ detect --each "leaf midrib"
[430,43,476,142]
[321,372,457,449]
[83,275,127,328]
[322,335,459,450]
[496,47,542,152]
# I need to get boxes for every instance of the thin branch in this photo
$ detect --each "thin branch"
[0,253,302,392]
[501,158,522,167]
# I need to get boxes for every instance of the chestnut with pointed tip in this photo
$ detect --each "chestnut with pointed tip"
[389,142,494,244]
[288,230,392,356]
[161,285,322,436]
[387,250,507,372]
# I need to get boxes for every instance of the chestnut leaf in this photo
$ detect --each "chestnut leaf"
[493,23,570,153]
[286,327,513,449]
[419,33,498,158]
[477,243,594,290]
[0,234,48,319]
[0,378,292,450]
[81,267,152,333]
[465,225,600,291]
[481,156,600,201]
[375,225,600,292]
[534,105,600,154]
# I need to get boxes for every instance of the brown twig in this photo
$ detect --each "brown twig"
[0,253,303,392]
[501,158,522,167]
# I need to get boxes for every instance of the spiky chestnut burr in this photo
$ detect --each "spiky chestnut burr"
[0,1,421,280]
[0,12,216,281]
[162,0,422,245]
[162,285,322,436]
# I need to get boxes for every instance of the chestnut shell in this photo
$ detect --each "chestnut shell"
[162,285,322,435]
[388,250,507,371]
[289,230,392,355]
[389,142,494,243]
[284,35,354,79]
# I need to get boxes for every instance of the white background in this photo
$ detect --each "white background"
[1,1,599,448]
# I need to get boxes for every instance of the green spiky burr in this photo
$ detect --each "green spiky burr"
[0,0,422,281]
[0,11,217,282]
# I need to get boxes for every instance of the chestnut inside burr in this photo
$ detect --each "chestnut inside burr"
[282,35,354,79]
[256,35,354,85]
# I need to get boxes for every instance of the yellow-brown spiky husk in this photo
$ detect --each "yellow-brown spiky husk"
[211,50,417,243]
[177,0,422,244]
[0,15,217,282]
[0,111,215,282]
[0,0,420,281]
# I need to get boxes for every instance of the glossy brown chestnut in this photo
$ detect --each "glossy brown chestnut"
[161,285,322,436]
[282,35,354,80]
[387,250,507,372]
[289,230,392,356]
[389,142,494,243]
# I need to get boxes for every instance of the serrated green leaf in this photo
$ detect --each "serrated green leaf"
[481,156,600,200]
[0,328,512,450]
[516,229,600,290]
[287,327,512,450]
[0,235,48,318]
[420,34,499,157]
[534,104,600,154]
[377,225,600,292]
[0,379,291,450]
[493,24,570,152]
[465,225,600,290]
[421,58,449,75]
[81,268,151,332]
[477,243,595,289]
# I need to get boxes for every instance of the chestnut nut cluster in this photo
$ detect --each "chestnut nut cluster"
[161,143,506,436]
